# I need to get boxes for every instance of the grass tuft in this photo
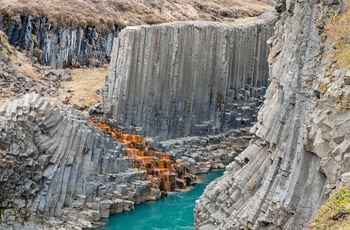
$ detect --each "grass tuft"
[325,0,350,67]
[309,184,350,230]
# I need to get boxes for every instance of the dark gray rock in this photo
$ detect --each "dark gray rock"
[103,14,278,140]
[0,94,156,229]
[0,15,118,68]
[195,2,350,230]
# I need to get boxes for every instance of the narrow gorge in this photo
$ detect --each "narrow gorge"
[0,6,278,229]
[0,0,349,229]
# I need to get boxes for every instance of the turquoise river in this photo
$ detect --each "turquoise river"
[105,170,224,230]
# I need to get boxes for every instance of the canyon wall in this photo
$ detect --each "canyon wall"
[0,94,156,229]
[0,15,117,68]
[195,0,350,229]
[103,13,278,139]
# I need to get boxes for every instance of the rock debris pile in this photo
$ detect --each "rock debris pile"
[91,121,196,194]
[148,128,252,174]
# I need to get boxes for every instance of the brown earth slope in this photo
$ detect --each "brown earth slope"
[1,0,274,29]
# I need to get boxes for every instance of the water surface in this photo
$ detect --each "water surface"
[105,170,224,230]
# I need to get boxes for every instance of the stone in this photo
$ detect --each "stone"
[195,2,350,230]
[103,14,278,139]
[61,74,72,81]
[3,16,115,68]
[147,188,162,201]
[0,94,156,229]
[340,172,350,184]
[78,211,93,223]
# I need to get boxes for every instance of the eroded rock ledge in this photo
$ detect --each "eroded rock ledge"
[103,13,278,139]
[195,1,350,229]
[0,94,157,229]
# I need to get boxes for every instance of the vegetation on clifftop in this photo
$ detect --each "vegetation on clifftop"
[309,183,350,230]
[326,0,350,67]
[0,0,274,29]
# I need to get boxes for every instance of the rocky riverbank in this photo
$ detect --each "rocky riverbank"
[0,94,159,229]
[147,128,252,174]
[0,93,252,229]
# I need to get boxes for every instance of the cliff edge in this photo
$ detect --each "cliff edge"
[195,0,350,229]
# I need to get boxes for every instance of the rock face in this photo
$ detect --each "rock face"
[0,94,155,229]
[195,1,350,229]
[103,13,278,139]
[0,15,117,68]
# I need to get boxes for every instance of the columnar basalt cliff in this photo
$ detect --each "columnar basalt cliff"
[0,0,275,69]
[195,1,350,229]
[103,13,278,139]
[0,94,157,229]
[0,15,117,68]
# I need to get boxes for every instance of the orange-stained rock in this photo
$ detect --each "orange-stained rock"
[91,121,196,193]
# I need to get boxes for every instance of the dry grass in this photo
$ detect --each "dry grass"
[0,30,42,80]
[1,29,107,109]
[0,0,274,110]
[0,0,274,29]
[54,67,109,108]
[325,0,350,67]
[309,184,350,230]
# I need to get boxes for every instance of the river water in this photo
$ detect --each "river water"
[105,170,224,230]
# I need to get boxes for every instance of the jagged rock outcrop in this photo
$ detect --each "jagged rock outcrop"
[0,15,117,68]
[103,13,278,139]
[0,94,157,229]
[195,1,350,229]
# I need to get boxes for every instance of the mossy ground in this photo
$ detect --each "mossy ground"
[309,184,350,230]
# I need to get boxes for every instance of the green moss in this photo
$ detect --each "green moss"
[309,184,350,229]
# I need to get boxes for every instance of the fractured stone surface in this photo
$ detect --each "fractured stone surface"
[103,14,278,139]
[0,93,155,229]
[195,1,350,229]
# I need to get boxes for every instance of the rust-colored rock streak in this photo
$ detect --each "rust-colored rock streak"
[91,121,194,193]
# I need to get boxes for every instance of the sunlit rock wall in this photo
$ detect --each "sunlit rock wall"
[195,1,350,229]
[103,13,278,139]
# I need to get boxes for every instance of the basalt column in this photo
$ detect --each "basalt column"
[103,13,278,139]
[195,1,350,229]
[0,15,117,68]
